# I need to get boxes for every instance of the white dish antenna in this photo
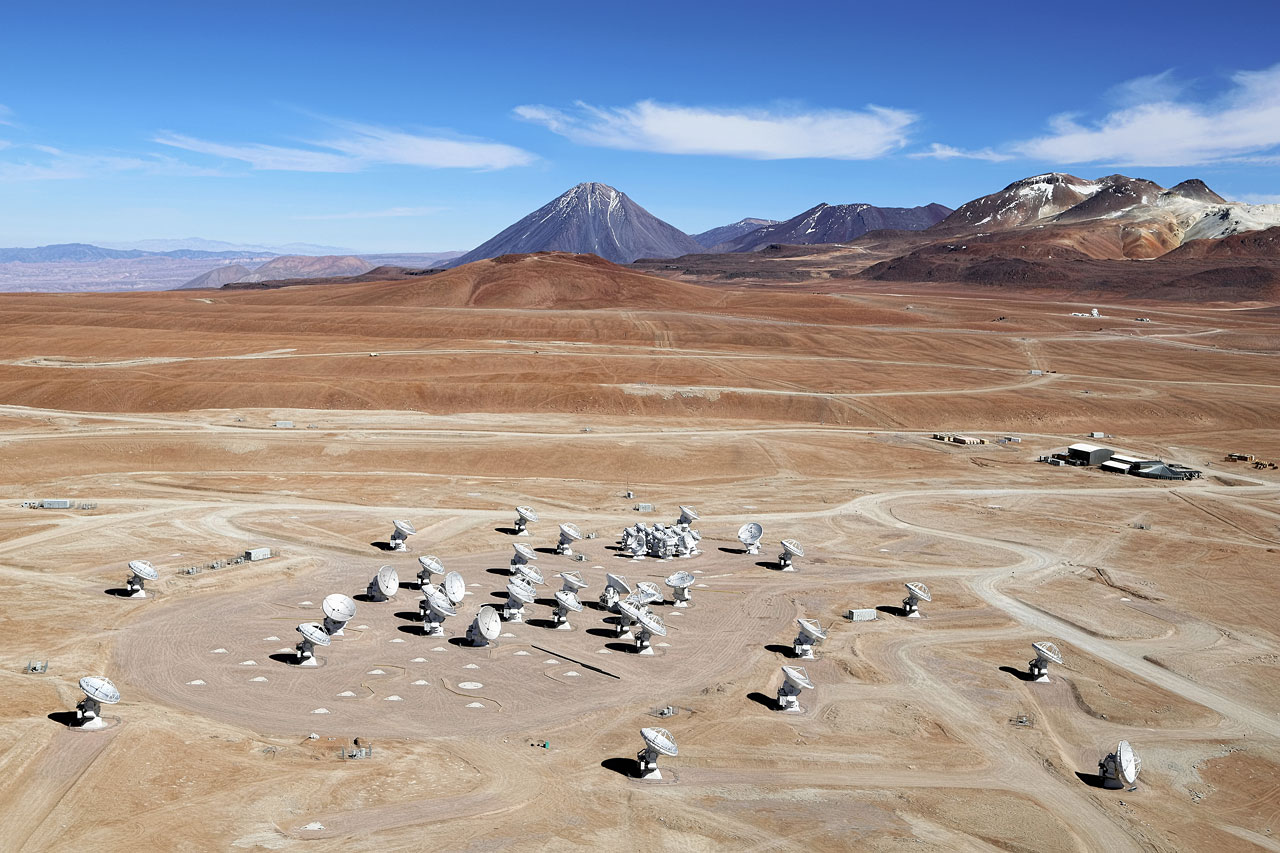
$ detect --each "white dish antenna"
[606,573,632,595]
[322,593,357,623]
[641,727,678,757]
[782,665,814,691]
[559,522,583,541]
[515,563,544,585]
[1032,641,1063,665]
[297,622,332,647]
[665,570,694,589]
[677,505,699,524]
[417,555,444,577]
[554,588,584,612]
[905,582,931,602]
[393,519,417,537]
[425,588,457,618]
[636,608,667,637]
[738,522,763,545]
[512,543,537,562]
[475,606,501,640]
[1117,741,1140,785]
[797,618,827,641]
[375,565,399,597]
[781,539,804,558]
[506,581,536,605]
[559,570,587,590]
[617,595,644,622]
[128,560,159,581]
[79,676,120,705]
[443,571,466,604]
[635,581,662,605]
[516,505,539,523]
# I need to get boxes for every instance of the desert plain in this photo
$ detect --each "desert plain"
[0,253,1278,851]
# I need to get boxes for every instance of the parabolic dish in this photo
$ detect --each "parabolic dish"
[617,596,644,621]
[641,726,678,756]
[417,555,444,576]
[1032,641,1063,665]
[322,593,357,623]
[905,582,931,602]
[426,589,457,618]
[516,505,538,523]
[515,564,544,585]
[512,543,537,562]
[635,581,661,604]
[1117,740,1140,784]
[476,606,501,640]
[797,618,827,640]
[506,581,535,605]
[678,505,699,521]
[737,522,763,544]
[393,519,417,536]
[376,565,399,596]
[665,570,695,588]
[443,571,466,604]
[127,560,159,581]
[559,522,583,541]
[782,665,814,690]
[297,622,332,646]
[79,675,120,705]
[781,539,804,558]
[559,570,587,589]
[554,589,584,612]
[606,573,632,595]
[636,609,667,636]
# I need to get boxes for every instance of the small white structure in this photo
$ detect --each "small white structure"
[903,582,931,618]
[74,676,119,729]
[389,519,416,552]
[777,665,813,712]
[1029,641,1063,683]
[503,578,536,622]
[321,594,356,636]
[295,622,331,666]
[676,505,699,526]
[244,547,271,561]
[125,560,158,599]
[793,618,828,660]
[778,539,804,571]
[738,522,763,555]
[556,522,584,556]
[600,573,631,612]
[637,727,678,780]
[422,587,456,636]
[366,565,399,602]
[1100,740,1141,789]
[665,570,695,607]
[510,542,537,574]
[467,606,501,647]
[513,505,538,536]
[553,588,583,629]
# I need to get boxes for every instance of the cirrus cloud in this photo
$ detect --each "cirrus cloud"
[514,99,917,160]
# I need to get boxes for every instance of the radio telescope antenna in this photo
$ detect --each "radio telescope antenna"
[737,522,763,555]
[599,573,632,612]
[632,606,667,655]
[513,505,538,536]
[553,588,584,630]
[514,563,545,586]
[389,519,417,552]
[366,565,399,602]
[635,581,662,606]
[503,578,536,622]
[902,582,931,618]
[321,593,356,636]
[637,727,678,780]
[777,665,814,713]
[558,570,588,593]
[615,595,643,638]
[665,570,695,607]
[793,618,829,660]
[125,559,159,599]
[416,554,444,587]
[676,505,699,526]
[1029,641,1063,683]
[74,676,120,729]
[510,542,538,574]
[778,539,804,572]
[556,522,584,556]
[466,606,501,647]
[442,571,466,605]
[1100,740,1141,789]
[295,621,331,666]
[422,587,457,636]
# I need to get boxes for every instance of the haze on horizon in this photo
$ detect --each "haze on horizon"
[1,0,1278,253]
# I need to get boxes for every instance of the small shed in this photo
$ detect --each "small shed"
[244,547,272,561]
[1100,459,1132,474]
[1067,443,1113,466]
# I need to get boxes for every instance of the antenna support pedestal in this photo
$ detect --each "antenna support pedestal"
[793,639,815,660]
[636,749,663,779]
[75,697,107,729]
[125,576,147,598]
[778,553,795,571]
[1028,658,1051,683]
[903,597,921,618]
[635,629,654,655]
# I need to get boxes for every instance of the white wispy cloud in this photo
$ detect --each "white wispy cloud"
[156,120,536,172]
[514,99,916,160]
[0,104,15,127]
[1013,63,1280,166]
[0,144,225,181]
[909,142,1012,162]
[292,206,446,221]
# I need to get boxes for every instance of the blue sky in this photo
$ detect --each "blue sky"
[1,1,1278,252]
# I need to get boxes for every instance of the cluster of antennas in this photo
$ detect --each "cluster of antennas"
[504,562,543,622]
[73,676,120,729]
[125,560,159,598]
[389,519,416,552]
[292,593,356,666]
[553,571,588,629]
[416,557,466,636]
[620,506,702,560]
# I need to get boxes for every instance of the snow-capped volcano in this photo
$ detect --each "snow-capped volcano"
[450,182,702,266]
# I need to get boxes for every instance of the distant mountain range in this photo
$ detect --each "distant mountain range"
[0,242,265,263]
[99,238,362,255]
[716,202,952,252]
[691,217,780,248]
